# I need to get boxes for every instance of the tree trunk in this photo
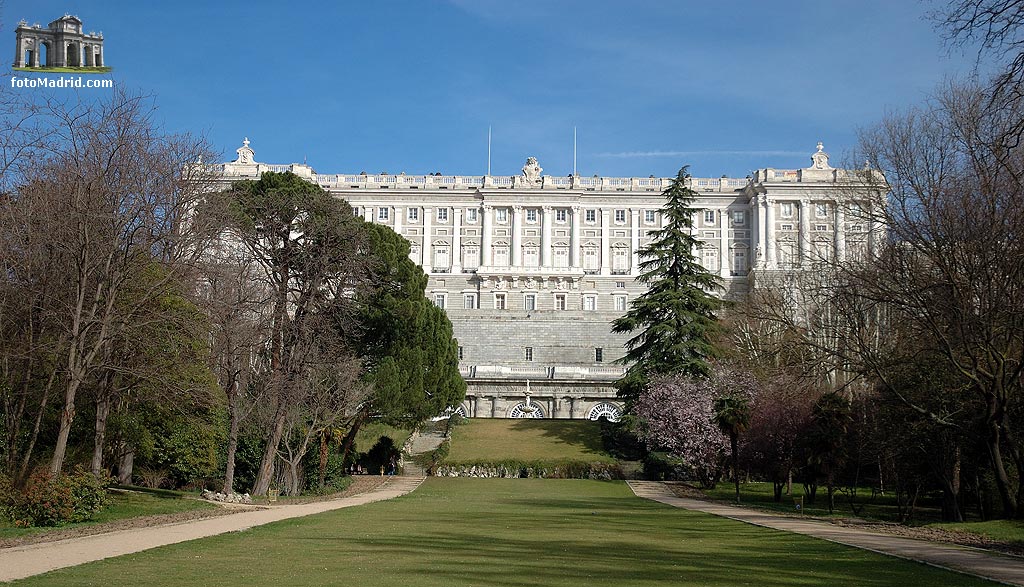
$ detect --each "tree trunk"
[50,373,84,475]
[318,431,329,488]
[252,404,287,496]
[222,380,241,494]
[985,413,1018,517]
[339,409,368,466]
[118,445,134,485]
[731,433,740,503]
[91,390,111,478]
[17,368,55,485]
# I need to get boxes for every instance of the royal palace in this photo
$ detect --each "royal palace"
[214,140,882,421]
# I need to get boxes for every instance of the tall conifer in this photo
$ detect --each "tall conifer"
[613,166,721,400]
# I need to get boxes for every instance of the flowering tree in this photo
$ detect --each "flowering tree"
[635,364,758,488]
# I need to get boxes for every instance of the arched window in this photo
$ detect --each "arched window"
[508,402,545,418]
[587,403,622,422]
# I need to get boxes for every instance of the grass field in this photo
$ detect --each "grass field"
[703,481,933,521]
[9,478,998,586]
[0,487,215,541]
[929,519,1024,547]
[446,419,615,462]
[355,422,412,454]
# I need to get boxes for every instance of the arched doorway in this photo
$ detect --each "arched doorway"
[66,43,79,67]
[40,42,50,67]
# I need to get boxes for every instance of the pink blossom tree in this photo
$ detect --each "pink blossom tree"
[635,364,759,488]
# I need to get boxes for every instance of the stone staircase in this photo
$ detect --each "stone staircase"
[401,429,448,477]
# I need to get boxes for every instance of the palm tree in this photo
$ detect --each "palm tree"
[714,393,752,503]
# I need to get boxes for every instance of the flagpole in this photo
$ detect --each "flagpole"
[573,126,577,177]
[487,126,492,176]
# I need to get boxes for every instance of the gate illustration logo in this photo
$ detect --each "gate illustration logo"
[13,15,110,73]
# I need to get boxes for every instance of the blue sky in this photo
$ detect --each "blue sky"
[4,1,984,178]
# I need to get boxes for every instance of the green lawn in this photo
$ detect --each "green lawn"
[0,487,216,541]
[703,481,942,522]
[9,478,997,586]
[447,419,615,463]
[929,519,1024,546]
[355,422,412,454]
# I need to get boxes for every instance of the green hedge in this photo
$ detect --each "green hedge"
[435,460,624,480]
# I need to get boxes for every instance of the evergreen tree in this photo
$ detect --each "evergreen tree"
[612,166,722,400]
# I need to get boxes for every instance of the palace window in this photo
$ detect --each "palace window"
[526,209,538,223]
[496,208,508,223]
[732,249,748,273]
[815,203,828,218]
[407,208,419,222]
[585,209,597,223]
[378,207,390,221]
[615,281,625,288]
[522,246,537,267]
[466,208,478,222]
[494,246,509,266]
[463,293,477,309]
[554,293,567,311]
[781,202,794,218]
[595,348,604,362]
[644,210,656,224]
[433,293,446,309]
[613,295,627,312]
[614,209,627,224]
[702,247,719,271]
[437,208,449,222]
[353,207,361,217]
[704,210,716,224]
[434,246,450,269]
[494,293,507,310]
[524,293,536,311]
[463,246,479,270]
[458,346,464,360]
[556,209,567,223]
[553,247,569,268]
[525,347,534,362]
[612,248,629,273]
[781,223,794,231]
[583,247,599,271]
[732,210,745,225]
[583,295,597,311]
[778,241,797,268]
[814,224,828,232]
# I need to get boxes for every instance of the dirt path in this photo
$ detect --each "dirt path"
[0,476,423,583]
[628,481,1024,586]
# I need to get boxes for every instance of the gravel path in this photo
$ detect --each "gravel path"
[0,476,423,583]
[630,480,1024,586]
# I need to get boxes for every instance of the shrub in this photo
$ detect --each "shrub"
[435,460,625,480]
[0,467,110,527]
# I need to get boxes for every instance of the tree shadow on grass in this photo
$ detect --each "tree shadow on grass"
[507,419,608,457]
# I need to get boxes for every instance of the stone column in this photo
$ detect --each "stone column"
[511,205,523,267]
[490,396,499,418]
[541,206,553,268]
[600,209,611,276]
[481,205,493,267]
[719,208,731,278]
[393,205,403,236]
[452,207,463,273]
[835,204,846,262]
[799,199,812,267]
[868,200,882,257]
[568,396,578,419]
[32,43,40,67]
[765,197,777,269]
[363,206,372,222]
[422,206,433,273]
[630,209,641,276]
[754,195,766,268]
[570,206,582,268]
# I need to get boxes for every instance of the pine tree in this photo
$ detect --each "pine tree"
[613,166,722,400]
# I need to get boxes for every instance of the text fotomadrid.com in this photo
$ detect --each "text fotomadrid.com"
[10,76,114,89]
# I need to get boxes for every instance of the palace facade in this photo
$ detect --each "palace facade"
[214,140,882,421]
